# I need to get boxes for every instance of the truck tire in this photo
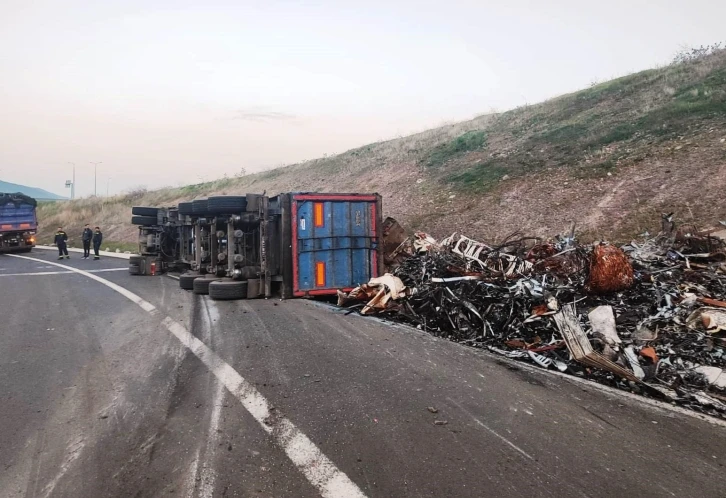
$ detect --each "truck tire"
[192,198,209,215]
[129,264,141,275]
[131,215,157,226]
[209,280,248,300]
[132,206,159,217]
[207,196,247,214]
[192,276,221,295]
[130,256,143,271]
[178,201,194,215]
[179,272,198,290]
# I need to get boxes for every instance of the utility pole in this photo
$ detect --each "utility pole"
[90,162,102,196]
[107,177,111,197]
[66,162,75,199]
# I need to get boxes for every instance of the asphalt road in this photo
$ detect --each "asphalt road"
[1,249,725,498]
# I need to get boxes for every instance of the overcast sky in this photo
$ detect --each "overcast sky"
[0,0,723,197]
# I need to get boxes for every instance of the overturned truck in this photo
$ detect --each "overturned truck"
[129,193,383,301]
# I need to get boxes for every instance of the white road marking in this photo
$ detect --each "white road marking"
[195,298,222,498]
[0,268,127,277]
[0,271,76,276]
[9,254,366,498]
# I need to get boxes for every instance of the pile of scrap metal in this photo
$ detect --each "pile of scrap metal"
[340,216,726,418]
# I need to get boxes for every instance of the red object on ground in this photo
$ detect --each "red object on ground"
[639,346,659,364]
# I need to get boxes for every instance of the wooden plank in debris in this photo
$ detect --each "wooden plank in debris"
[554,304,640,382]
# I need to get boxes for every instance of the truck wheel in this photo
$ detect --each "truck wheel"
[131,215,157,226]
[132,206,159,217]
[178,201,194,215]
[129,264,141,275]
[179,272,198,290]
[192,198,209,215]
[209,280,248,300]
[193,276,221,295]
[207,196,247,214]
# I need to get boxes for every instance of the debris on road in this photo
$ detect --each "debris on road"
[337,274,408,314]
[338,217,726,419]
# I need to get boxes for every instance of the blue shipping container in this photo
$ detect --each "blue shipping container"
[291,193,382,296]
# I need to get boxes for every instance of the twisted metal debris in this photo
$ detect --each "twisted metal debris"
[340,217,726,418]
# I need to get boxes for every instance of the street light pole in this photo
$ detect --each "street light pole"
[90,162,102,196]
[67,162,75,199]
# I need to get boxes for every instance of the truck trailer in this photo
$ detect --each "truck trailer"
[0,192,37,253]
[128,192,383,301]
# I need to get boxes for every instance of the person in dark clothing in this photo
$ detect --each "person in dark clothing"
[92,227,103,260]
[82,224,93,259]
[54,227,69,259]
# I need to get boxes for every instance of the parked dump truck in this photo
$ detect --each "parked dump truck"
[128,193,383,301]
[0,192,37,253]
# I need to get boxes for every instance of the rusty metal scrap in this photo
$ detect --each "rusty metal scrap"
[382,217,408,268]
[338,219,726,419]
[586,244,634,294]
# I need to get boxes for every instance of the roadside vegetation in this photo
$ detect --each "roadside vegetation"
[37,45,726,245]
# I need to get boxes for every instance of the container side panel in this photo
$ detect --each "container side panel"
[293,195,380,293]
[297,201,314,290]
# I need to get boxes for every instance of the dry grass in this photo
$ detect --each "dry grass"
[38,49,726,245]
[37,197,137,245]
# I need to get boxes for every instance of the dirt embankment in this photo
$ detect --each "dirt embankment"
[38,49,726,245]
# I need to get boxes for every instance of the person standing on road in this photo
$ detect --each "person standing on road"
[54,227,69,260]
[82,224,93,259]
[92,226,103,260]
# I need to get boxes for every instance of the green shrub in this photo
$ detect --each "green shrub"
[589,124,637,147]
[426,130,487,168]
[537,123,590,143]
[447,159,509,192]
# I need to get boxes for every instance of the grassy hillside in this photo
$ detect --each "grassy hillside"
[37,48,726,246]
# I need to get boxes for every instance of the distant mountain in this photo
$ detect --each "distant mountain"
[0,180,67,200]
